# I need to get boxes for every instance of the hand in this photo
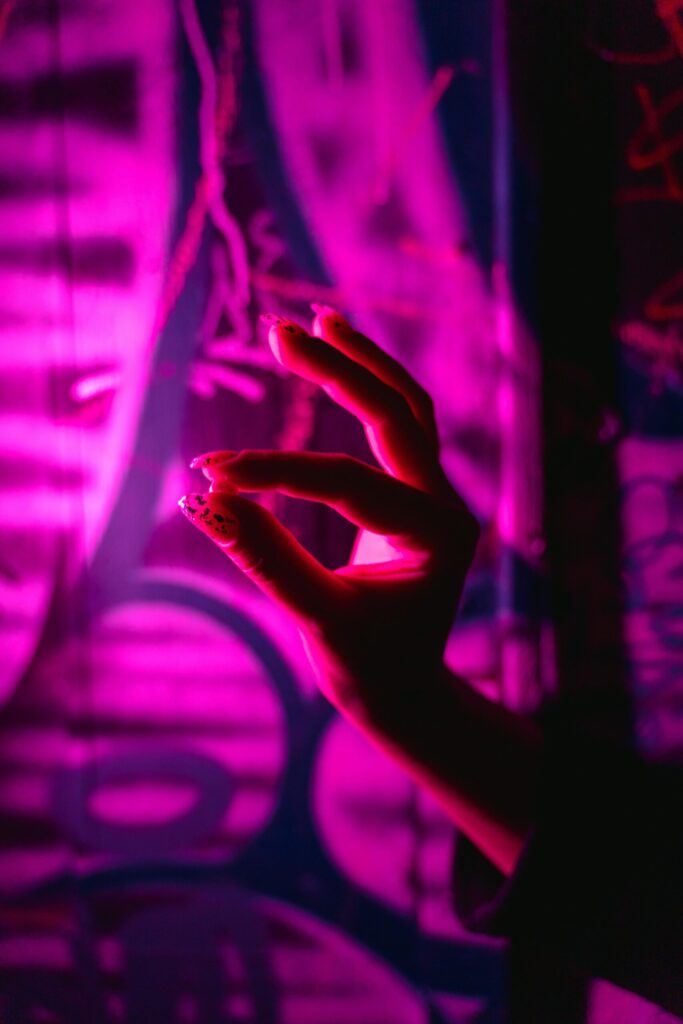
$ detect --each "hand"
[180,308,479,727]
[181,309,539,874]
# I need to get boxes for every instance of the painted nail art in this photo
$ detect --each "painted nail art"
[189,450,237,470]
[260,312,306,336]
[178,493,237,544]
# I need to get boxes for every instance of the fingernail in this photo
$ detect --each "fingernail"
[190,450,237,470]
[277,321,306,336]
[310,302,336,315]
[260,312,305,335]
[178,493,238,545]
[312,308,352,336]
[262,316,306,362]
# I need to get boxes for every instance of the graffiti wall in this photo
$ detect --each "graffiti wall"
[0,0,681,1021]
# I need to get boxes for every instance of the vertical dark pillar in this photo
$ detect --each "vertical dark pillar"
[511,0,629,738]
[506,0,627,1018]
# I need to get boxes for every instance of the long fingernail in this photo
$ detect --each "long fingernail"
[261,315,307,363]
[260,312,306,336]
[278,321,306,336]
[190,450,237,470]
[178,493,238,545]
[312,308,352,336]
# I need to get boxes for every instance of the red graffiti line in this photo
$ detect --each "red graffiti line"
[593,0,682,66]
[596,40,677,66]
[657,0,683,59]
[646,266,683,321]
[618,83,683,203]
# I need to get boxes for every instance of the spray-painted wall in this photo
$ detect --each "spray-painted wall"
[0,1,681,1021]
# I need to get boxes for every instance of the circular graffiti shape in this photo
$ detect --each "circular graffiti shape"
[53,745,233,856]
[45,598,290,862]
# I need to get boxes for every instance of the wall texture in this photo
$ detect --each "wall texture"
[0,1,681,1021]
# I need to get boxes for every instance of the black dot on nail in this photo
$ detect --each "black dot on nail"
[283,325,297,333]
[186,505,197,515]
[214,514,225,522]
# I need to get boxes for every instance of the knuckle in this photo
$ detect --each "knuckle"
[382,389,412,423]
[424,403,437,432]
[238,551,270,585]
[415,395,438,439]
[414,386,435,418]
[333,454,363,490]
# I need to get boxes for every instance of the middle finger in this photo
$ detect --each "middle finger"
[263,316,448,495]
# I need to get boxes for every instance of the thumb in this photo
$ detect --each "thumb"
[178,492,341,622]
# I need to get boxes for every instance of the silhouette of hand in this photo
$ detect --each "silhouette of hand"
[181,309,479,726]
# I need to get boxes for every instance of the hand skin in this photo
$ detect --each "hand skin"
[180,309,541,876]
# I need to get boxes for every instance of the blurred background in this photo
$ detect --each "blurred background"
[0,0,681,1020]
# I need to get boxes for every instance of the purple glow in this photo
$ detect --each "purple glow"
[1,0,675,1020]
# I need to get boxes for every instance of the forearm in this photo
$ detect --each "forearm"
[353,665,542,876]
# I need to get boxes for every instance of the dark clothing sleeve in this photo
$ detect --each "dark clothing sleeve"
[452,727,683,1018]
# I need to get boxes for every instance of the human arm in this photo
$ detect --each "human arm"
[180,310,683,1012]
[179,308,541,875]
